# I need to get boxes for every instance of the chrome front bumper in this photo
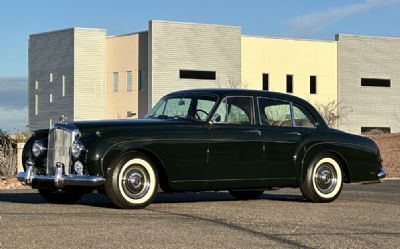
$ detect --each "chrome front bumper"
[17,161,105,188]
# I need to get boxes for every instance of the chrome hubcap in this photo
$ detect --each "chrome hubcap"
[314,163,337,194]
[121,164,150,199]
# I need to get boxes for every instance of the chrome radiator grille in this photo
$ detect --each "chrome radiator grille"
[47,128,72,175]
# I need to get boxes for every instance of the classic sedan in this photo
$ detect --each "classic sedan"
[18,89,386,208]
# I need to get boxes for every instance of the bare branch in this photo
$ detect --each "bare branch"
[313,100,352,128]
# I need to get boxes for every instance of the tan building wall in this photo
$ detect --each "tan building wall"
[241,36,338,106]
[106,34,140,119]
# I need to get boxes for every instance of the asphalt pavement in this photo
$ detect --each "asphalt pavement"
[0,180,399,249]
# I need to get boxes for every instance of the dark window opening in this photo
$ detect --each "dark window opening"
[361,127,391,134]
[310,76,317,94]
[361,78,391,87]
[262,73,269,91]
[180,70,216,80]
[286,75,293,93]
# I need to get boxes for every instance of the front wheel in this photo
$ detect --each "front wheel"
[105,153,158,209]
[300,154,343,203]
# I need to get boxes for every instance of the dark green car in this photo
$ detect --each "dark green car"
[18,89,386,208]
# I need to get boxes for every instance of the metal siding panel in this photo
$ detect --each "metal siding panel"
[28,29,74,131]
[338,35,400,134]
[74,29,106,120]
[149,21,241,107]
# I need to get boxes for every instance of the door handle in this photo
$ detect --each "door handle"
[285,131,301,136]
[245,129,262,136]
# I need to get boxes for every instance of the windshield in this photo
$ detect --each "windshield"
[145,94,218,121]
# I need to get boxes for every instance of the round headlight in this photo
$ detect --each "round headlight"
[71,141,85,159]
[32,140,46,158]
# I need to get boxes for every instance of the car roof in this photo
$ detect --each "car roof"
[167,88,328,129]
[169,88,306,103]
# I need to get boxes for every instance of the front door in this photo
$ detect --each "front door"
[206,96,265,189]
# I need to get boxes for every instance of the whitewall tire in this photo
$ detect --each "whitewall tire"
[300,154,343,203]
[105,153,158,209]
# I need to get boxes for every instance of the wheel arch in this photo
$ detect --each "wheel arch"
[300,144,351,185]
[103,146,172,192]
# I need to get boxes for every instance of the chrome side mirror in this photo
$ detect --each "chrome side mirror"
[209,113,221,124]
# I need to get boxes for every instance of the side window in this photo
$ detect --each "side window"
[258,98,292,127]
[196,99,215,121]
[162,98,191,117]
[213,96,254,124]
[293,104,316,128]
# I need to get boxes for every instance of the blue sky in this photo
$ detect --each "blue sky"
[0,0,399,132]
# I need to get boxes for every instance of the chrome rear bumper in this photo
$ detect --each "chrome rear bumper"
[17,161,105,188]
[377,168,387,179]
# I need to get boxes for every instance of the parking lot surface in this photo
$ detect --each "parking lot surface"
[0,180,399,249]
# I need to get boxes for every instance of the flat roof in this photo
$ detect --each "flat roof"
[242,34,336,43]
[150,19,241,29]
[336,33,400,40]
[30,27,106,37]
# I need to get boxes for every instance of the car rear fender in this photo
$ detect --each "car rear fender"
[296,142,350,185]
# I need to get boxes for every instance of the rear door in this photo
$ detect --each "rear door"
[257,97,317,181]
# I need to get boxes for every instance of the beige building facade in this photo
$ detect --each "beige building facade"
[106,32,148,119]
[28,20,400,134]
[242,36,337,106]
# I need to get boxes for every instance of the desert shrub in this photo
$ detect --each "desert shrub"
[0,129,17,178]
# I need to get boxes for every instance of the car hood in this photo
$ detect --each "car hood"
[67,118,197,133]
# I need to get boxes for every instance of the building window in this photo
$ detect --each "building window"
[139,70,146,90]
[49,93,53,103]
[286,75,293,93]
[35,94,38,115]
[35,80,38,90]
[262,73,269,91]
[361,78,391,87]
[310,76,317,94]
[49,73,53,83]
[361,127,391,134]
[113,72,119,92]
[180,70,216,80]
[126,71,132,92]
[62,75,65,97]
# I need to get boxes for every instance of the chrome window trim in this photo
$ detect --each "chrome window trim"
[256,96,317,129]
[211,95,256,125]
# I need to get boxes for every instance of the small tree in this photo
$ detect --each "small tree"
[215,77,248,89]
[314,100,352,128]
[0,129,18,178]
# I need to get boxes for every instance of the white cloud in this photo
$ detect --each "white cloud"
[0,106,28,133]
[287,0,400,36]
[0,76,27,109]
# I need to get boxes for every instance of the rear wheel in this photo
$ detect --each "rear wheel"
[300,154,343,203]
[105,153,158,209]
[38,188,84,204]
[229,190,264,200]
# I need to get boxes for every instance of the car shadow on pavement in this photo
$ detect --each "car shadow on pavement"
[0,190,306,208]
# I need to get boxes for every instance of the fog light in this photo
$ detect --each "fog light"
[74,161,84,175]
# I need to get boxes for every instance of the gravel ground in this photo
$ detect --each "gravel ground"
[368,133,400,178]
[0,177,29,190]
